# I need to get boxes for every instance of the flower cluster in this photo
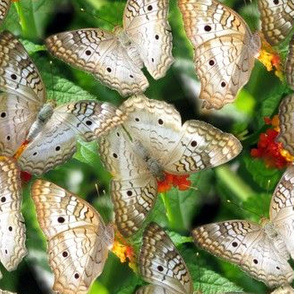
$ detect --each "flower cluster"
[258,37,283,81]
[251,116,294,169]
[111,231,137,272]
[157,172,191,193]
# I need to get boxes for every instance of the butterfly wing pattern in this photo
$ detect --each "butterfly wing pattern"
[192,166,294,287]
[45,0,173,96]
[137,222,194,294]
[0,30,46,156]
[31,179,114,294]
[277,94,294,156]
[0,156,27,271]
[258,0,294,46]
[178,0,260,109]
[99,94,242,237]
[0,0,10,24]
[286,34,294,90]
[0,30,126,175]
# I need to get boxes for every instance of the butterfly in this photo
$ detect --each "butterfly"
[0,156,27,272]
[178,0,261,110]
[258,0,294,46]
[285,35,294,90]
[276,94,294,156]
[192,165,294,288]
[98,94,242,237]
[0,0,10,25]
[31,179,114,294]
[136,222,194,294]
[0,30,125,175]
[45,0,174,97]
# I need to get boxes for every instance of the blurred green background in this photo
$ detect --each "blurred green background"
[0,0,292,293]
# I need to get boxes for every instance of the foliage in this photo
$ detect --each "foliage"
[0,0,292,294]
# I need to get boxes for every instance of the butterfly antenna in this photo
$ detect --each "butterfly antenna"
[79,7,116,28]
[95,183,101,198]
[226,199,261,218]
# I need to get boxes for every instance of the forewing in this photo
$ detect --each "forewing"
[139,223,193,294]
[0,156,27,271]
[192,221,294,287]
[270,166,294,258]
[0,30,45,103]
[124,0,174,79]
[164,120,242,174]
[258,0,294,45]
[98,126,157,237]
[121,95,183,165]
[31,180,113,294]
[178,0,260,109]
[18,100,122,175]
[45,29,148,96]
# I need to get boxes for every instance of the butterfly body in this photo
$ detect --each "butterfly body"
[192,165,294,287]
[99,94,242,237]
[178,0,261,109]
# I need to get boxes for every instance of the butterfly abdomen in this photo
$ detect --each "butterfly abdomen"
[25,103,54,142]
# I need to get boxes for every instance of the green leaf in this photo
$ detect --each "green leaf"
[243,154,284,190]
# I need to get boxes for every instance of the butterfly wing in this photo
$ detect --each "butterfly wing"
[277,94,294,155]
[0,31,45,155]
[0,0,10,24]
[98,126,157,237]
[178,0,260,109]
[136,285,173,294]
[258,0,294,46]
[45,29,149,96]
[124,0,174,79]
[0,156,27,271]
[121,95,183,165]
[192,220,294,287]
[139,223,193,294]
[18,100,123,175]
[31,179,114,294]
[120,95,242,174]
[270,165,294,259]
[164,120,242,174]
[286,34,294,90]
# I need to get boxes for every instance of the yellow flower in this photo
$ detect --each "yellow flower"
[258,37,284,81]
[111,232,138,272]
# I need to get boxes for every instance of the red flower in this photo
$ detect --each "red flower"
[157,172,191,193]
[20,171,32,184]
[251,116,292,169]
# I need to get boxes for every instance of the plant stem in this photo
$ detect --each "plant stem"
[160,192,184,230]
[215,165,254,201]
[14,1,37,39]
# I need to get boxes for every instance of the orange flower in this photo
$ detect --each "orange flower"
[258,37,283,81]
[251,116,293,169]
[111,231,137,272]
[157,172,191,193]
